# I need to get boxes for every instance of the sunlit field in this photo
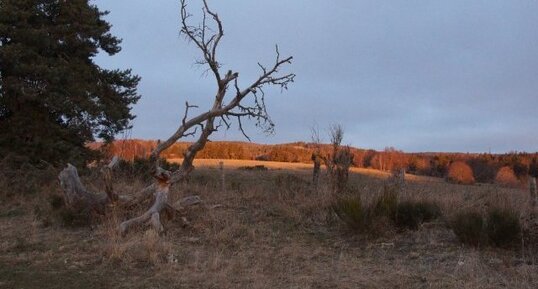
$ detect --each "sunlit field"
[1,162,535,288]
[170,158,444,183]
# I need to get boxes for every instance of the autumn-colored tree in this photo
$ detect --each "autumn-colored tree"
[407,155,431,175]
[495,166,519,187]
[467,154,499,183]
[447,161,475,185]
[430,155,452,177]
[362,149,377,168]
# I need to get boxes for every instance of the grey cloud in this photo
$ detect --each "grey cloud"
[94,0,538,153]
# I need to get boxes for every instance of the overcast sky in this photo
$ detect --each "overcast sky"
[93,0,538,153]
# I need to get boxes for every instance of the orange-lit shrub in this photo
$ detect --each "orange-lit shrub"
[495,166,519,187]
[447,161,475,185]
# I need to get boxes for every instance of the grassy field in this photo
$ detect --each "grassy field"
[1,161,536,288]
[170,158,444,183]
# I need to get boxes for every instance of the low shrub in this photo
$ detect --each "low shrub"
[116,157,180,180]
[57,208,92,227]
[238,165,268,171]
[451,208,521,247]
[485,208,521,247]
[334,183,445,234]
[274,173,310,194]
[451,211,485,246]
[414,201,443,222]
[394,201,442,230]
[0,154,57,196]
[43,192,92,227]
[372,185,398,219]
[332,195,370,232]
[49,194,64,210]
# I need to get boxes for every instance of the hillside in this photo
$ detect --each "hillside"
[96,139,538,184]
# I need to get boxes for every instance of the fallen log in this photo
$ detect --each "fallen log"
[119,168,171,235]
[58,161,199,235]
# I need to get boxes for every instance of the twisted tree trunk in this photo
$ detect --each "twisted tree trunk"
[59,0,294,237]
[119,168,171,235]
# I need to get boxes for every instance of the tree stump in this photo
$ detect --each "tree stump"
[58,164,109,214]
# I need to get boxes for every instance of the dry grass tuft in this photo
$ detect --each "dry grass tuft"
[1,161,537,288]
[98,205,174,267]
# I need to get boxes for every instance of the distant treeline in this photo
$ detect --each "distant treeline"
[96,140,538,184]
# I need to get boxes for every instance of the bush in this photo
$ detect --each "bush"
[274,173,309,194]
[0,154,57,196]
[451,211,485,246]
[485,208,521,247]
[49,194,64,210]
[394,202,422,230]
[395,201,442,230]
[43,193,92,227]
[529,159,538,178]
[334,183,445,234]
[415,201,443,222]
[447,161,475,185]
[238,165,268,171]
[332,195,370,232]
[451,208,521,247]
[373,185,398,219]
[495,166,519,187]
[116,157,180,180]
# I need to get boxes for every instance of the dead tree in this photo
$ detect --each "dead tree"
[86,0,293,235]
[322,125,354,194]
[57,0,294,234]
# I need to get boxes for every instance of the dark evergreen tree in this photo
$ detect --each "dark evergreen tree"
[0,0,140,165]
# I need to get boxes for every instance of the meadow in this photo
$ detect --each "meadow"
[0,160,536,288]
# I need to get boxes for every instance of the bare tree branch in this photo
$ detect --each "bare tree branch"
[120,0,295,235]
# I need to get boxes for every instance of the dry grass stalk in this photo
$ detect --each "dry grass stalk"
[530,177,537,209]
[3,163,538,287]
[219,161,225,193]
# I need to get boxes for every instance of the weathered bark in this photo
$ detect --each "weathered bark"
[58,161,201,234]
[58,163,109,214]
[102,156,119,202]
[124,165,193,208]
[120,170,171,235]
[118,166,205,235]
